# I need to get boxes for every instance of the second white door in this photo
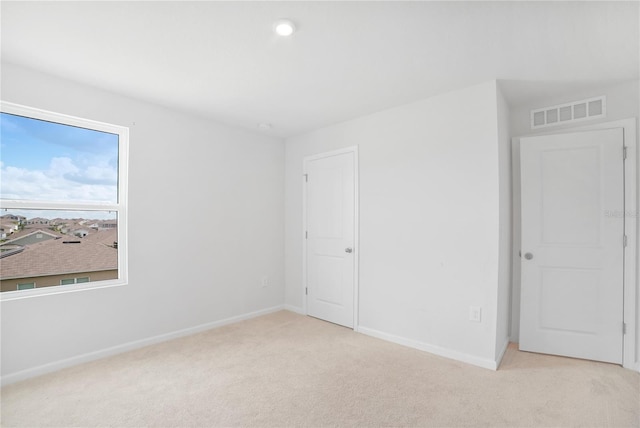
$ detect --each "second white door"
[305,149,356,328]
[519,128,625,364]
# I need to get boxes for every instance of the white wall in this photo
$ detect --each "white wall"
[285,80,506,368]
[509,79,639,343]
[495,83,512,361]
[0,63,285,381]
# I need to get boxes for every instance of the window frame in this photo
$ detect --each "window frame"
[60,277,91,285]
[0,101,129,300]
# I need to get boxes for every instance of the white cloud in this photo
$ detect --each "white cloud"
[47,157,79,177]
[1,157,117,204]
[67,164,118,186]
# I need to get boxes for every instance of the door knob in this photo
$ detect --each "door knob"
[345,248,353,253]
[524,252,533,260]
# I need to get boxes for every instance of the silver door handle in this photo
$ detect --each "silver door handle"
[524,252,533,260]
[345,248,353,253]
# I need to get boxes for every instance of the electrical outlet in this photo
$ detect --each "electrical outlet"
[261,276,269,288]
[469,306,482,323]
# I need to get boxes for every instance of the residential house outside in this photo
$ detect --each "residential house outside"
[2,229,60,246]
[25,217,50,226]
[0,228,118,292]
[96,221,117,231]
[0,224,19,239]
[72,228,90,238]
[0,214,26,224]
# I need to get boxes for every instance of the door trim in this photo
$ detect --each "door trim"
[302,146,359,331]
[511,118,637,371]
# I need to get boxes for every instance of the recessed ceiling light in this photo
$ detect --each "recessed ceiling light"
[273,19,296,37]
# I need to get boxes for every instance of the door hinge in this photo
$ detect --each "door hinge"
[624,235,628,247]
[623,322,627,334]
[305,231,308,239]
[623,146,628,160]
[305,287,308,295]
[303,174,308,182]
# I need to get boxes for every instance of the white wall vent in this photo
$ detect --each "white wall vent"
[531,96,606,129]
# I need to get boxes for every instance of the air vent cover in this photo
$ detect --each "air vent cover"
[531,96,606,129]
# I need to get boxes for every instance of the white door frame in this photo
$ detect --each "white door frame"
[302,146,359,331]
[511,118,637,371]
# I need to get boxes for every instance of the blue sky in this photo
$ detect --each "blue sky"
[1,112,119,210]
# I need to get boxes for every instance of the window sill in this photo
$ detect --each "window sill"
[0,279,128,301]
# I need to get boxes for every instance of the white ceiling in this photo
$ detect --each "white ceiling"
[1,1,638,138]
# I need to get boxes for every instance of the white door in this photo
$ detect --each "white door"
[305,149,356,328]
[519,128,625,364]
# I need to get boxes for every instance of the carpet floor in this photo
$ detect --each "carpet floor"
[1,310,639,427]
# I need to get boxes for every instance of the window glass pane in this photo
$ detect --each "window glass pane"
[0,112,119,204]
[17,283,35,290]
[60,279,75,285]
[1,209,118,293]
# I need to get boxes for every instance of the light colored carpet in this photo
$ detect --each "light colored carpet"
[1,310,639,427]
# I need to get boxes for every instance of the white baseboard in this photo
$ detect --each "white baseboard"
[283,304,305,315]
[1,304,285,386]
[358,326,500,370]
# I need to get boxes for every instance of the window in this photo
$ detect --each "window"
[60,277,90,285]
[17,282,35,290]
[0,101,128,299]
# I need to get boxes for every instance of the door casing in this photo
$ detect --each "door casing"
[302,146,359,331]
